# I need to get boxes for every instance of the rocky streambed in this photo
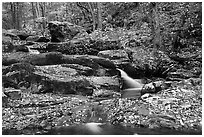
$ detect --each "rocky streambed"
[2,21,202,135]
[2,49,202,135]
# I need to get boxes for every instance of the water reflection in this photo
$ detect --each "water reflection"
[4,122,200,135]
[45,123,201,135]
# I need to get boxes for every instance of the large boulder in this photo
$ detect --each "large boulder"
[97,47,176,79]
[98,49,130,66]
[33,67,94,95]
[33,65,119,95]
[2,52,118,96]
[2,52,116,69]
[48,21,87,42]
[2,64,119,96]
[2,52,64,66]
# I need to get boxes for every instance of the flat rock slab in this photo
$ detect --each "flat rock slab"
[88,76,119,89]
[33,65,119,95]
[98,49,129,60]
[2,52,116,70]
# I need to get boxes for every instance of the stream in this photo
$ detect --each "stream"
[2,94,202,135]
[2,124,202,135]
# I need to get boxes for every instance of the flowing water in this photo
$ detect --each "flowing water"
[2,123,202,135]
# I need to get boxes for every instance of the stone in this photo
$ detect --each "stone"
[98,50,129,60]
[48,21,87,42]
[4,88,22,100]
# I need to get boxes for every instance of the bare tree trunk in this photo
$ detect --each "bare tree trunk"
[32,2,41,30]
[10,2,17,29]
[40,2,46,28]
[10,2,14,29]
[149,2,162,53]
[31,2,37,29]
[10,2,23,30]
[35,2,40,21]
[39,2,47,36]
[88,2,96,31]
[39,2,46,17]
[16,2,22,30]
[152,3,162,50]
[97,2,102,30]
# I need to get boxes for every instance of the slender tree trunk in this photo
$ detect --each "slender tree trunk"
[34,2,41,31]
[149,2,162,52]
[153,3,162,50]
[16,2,22,30]
[39,2,46,17]
[31,2,37,29]
[97,2,102,30]
[39,2,47,36]
[35,2,40,18]
[10,2,23,30]
[10,2,17,29]
[88,2,96,31]
[10,2,15,29]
